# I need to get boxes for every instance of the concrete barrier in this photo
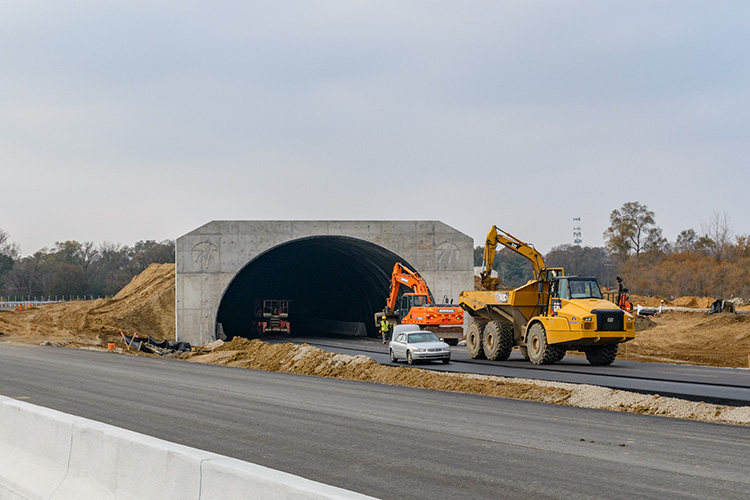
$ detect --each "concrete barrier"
[0,395,377,500]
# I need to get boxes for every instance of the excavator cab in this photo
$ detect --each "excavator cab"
[543,268,564,281]
[398,293,429,321]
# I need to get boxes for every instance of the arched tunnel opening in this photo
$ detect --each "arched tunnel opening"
[216,236,415,339]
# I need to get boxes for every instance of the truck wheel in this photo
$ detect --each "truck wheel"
[526,323,564,365]
[466,321,487,359]
[551,347,567,363]
[584,344,618,365]
[483,321,513,361]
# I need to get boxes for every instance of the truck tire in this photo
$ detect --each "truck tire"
[526,323,565,365]
[551,347,567,363]
[584,344,618,365]
[466,321,487,359]
[483,321,513,361]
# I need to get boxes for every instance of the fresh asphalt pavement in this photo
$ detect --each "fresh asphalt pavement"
[279,336,750,405]
[1,343,749,500]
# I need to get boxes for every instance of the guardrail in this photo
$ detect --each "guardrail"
[0,300,60,310]
[0,296,109,310]
[0,395,376,500]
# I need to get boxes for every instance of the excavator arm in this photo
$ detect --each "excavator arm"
[480,225,547,289]
[384,262,432,314]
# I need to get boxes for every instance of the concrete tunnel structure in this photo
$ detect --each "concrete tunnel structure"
[176,221,474,346]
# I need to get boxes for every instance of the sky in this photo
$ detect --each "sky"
[2,1,749,256]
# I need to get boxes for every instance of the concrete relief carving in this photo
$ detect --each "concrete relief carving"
[436,241,460,269]
[192,241,219,270]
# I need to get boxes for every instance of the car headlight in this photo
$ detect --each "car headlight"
[414,347,426,352]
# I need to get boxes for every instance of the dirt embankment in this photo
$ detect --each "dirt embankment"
[1,264,749,425]
[625,311,750,367]
[0,263,174,348]
[629,294,718,309]
[181,337,750,426]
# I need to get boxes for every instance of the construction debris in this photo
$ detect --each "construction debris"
[119,332,192,354]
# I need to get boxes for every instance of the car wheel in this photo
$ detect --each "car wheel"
[407,351,414,365]
[442,358,451,364]
[389,349,397,363]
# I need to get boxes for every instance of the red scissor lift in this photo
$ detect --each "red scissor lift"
[253,299,290,335]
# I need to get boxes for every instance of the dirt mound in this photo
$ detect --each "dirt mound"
[673,296,716,308]
[628,294,666,307]
[194,338,570,402]
[182,338,750,426]
[624,311,750,367]
[629,295,717,309]
[634,315,658,332]
[0,263,175,347]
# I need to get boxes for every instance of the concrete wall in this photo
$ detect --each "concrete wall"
[0,395,376,500]
[176,221,474,345]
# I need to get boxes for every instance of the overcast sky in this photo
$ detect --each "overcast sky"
[2,1,748,256]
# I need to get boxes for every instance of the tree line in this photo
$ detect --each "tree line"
[475,202,749,300]
[3,202,746,302]
[0,230,174,299]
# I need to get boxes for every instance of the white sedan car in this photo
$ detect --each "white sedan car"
[389,328,451,365]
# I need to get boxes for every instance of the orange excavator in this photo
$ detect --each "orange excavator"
[374,262,464,345]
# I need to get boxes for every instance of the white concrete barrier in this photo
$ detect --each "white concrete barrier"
[0,395,377,500]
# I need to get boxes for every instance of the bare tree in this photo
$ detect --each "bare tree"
[701,210,734,261]
[0,227,20,258]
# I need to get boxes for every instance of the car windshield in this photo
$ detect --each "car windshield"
[407,332,441,343]
[569,279,603,299]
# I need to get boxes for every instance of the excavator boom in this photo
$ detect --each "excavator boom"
[481,225,547,289]
[385,262,432,314]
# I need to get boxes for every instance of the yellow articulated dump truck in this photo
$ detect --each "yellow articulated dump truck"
[458,226,635,365]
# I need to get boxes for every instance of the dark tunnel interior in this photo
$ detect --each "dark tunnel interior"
[216,236,413,339]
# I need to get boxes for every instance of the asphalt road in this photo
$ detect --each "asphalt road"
[1,343,749,500]
[283,336,750,405]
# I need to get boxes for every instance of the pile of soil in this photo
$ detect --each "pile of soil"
[626,311,750,367]
[181,338,750,426]
[0,263,175,348]
[630,294,750,310]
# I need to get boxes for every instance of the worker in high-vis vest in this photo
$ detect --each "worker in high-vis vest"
[380,317,390,344]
